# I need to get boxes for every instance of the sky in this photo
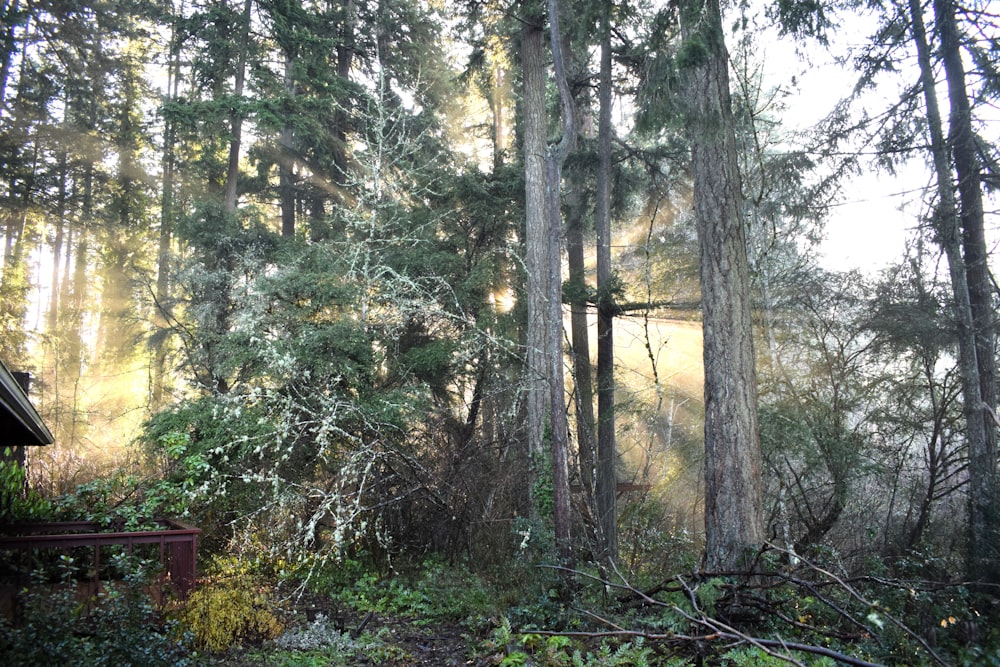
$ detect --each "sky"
[753,7,925,275]
[818,166,926,273]
[764,2,997,277]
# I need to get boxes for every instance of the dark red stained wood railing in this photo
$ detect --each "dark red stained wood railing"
[0,519,200,598]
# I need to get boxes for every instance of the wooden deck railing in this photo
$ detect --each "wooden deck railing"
[0,519,200,598]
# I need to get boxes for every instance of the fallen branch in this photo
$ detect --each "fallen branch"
[535,551,954,667]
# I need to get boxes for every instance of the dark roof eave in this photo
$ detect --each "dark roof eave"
[0,360,54,446]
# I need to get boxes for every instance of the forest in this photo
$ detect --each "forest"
[1,0,999,664]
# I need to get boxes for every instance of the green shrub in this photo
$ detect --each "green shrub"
[326,557,497,624]
[0,454,52,522]
[0,565,191,665]
[482,617,665,667]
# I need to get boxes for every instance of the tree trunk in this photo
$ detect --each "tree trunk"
[907,0,994,584]
[933,0,1000,583]
[152,4,183,408]
[546,147,571,560]
[522,17,549,461]
[224,0,252,213]
[544,0,576,564]
[681,0,764,571]
[595,1,617,563]
[565,166,597,507]
[280,46,296,237]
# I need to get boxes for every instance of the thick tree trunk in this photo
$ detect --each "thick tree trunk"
[681,0,764,571]
[933,0,999,583]
[522,18,549,461]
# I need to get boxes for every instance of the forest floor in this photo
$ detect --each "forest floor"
[203,592,497,666]
[209,619,480,666]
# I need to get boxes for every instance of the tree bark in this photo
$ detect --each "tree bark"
[544,0,575,562]
[152,2,183,408]
[565,162,597,508]
[280,45,296,237]
[933,0,999,583]
[224,0,252,213]
[522,17,549,461]
[680,0,764,571]
[908,0,990,581]
[595,0,617,564]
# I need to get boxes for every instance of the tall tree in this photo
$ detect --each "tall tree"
[594,0,617,563]
[224,0,253,213]
[680,0,763,570]
[543,0,575,562]
[151,0,185,408]
[521,10,549,463]
[907,0,998,582]
[933,0,999,582]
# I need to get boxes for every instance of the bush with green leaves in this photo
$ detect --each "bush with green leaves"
[481,617,666,667]
[0,455,52,523]
[326,557,497,625]
[0,558,191,665]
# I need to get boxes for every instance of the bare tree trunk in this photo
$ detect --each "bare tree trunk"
[545,149,571,560]
[681,0,764,571]
[594,1,617,563]
[522,17,549,462]
[224,0,252,213]
[909,0,997,583]
[543,0,577,564]
[280,46,296,237]
[934,0,999,583]
[565,171,596,503]
[560,28,598,554]
[152,1,183,408]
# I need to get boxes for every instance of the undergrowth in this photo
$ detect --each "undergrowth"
[0,556,191,665]
[6,539,1000,666]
